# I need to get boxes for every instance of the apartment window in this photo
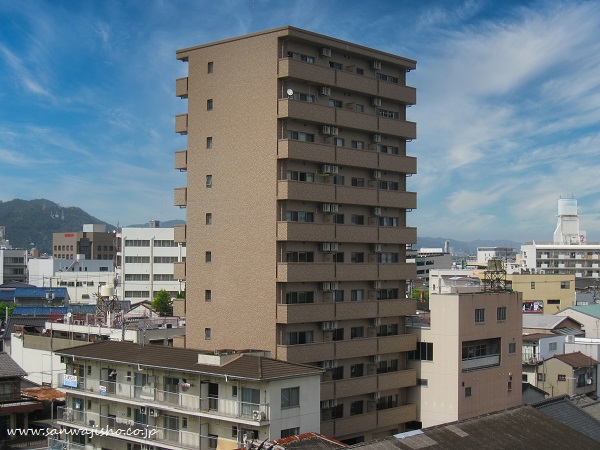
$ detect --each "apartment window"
[232,386,238,397]
[378,288,399,300]
[351,140,364,149]
[332,366,344,380]
[281,427,300,438]
[356,68,364,75]
[285,331,314,345]
[333,290,344,302]
[351,252,364,263]
[333,175,345,185]
[207,61,213,73]
[205,290,212,302]
[125,256,150,263]
[332,328,344,341]
[206,213,212,224]
[377,73,399,83]
[286,211,314,222]
[329,99,343,108]
[351,214,365,225]
[206,175,212,187]
[205,328,211,340]
[409,342,434,361]
[378,324,398,336]
[291,91,315,102]
[351,326,364,339]
[207,99,213,110]
[333,137,344,146]
[329,61,343,70]
[377,144,399,154]
[549,342,557,351]
[378,252,399,263]
[475,308,485,323]
[286,251,314,262]
[531,282,535,289]
[125,240,150,247]
[378,180,399,190]
[205,251,212,263]
[378,359,398,373]
[333,252,344,263]
[281,387,300,408]
[206,137,213,148]
[287,51,314,63]
[331,404,344,419]
[508,342,517,354]
[417,378,428,386]
[285,291,314,304]
[561,281,570,289]
[376,108,399,119]
[351,177,365,187]
[355,103,365,112]
[287,170,314,182]
[350,400,364,416]
[378,216,399,227]
[351,289,365,301]
[377,395,398,411]
[154,256,178,264]
[465,387,472,397]
[333,214,344,224]
[497,306,507,321]
[537,373,546,382]
[548,299,560,305]
[287,130,315,142]
[350,364,364,378]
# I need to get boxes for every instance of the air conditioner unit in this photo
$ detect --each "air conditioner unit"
[60,356,66,364]
[140,407,148,415]
[371,60,382,70]
[321,47,332,57]
[321,400,331,409]
[372,281,382,290]
[373,170,382,179]
[322,282,332,291]
[322,203,332,212]
[373,244,382,253]
[330,203,339,213]
[566,335,575,343]
[321,321,333,331]
[330,165,339,174]
[372,97,382,107]
[322,360,337,369]
[371,355,381,364]
[528,357,538,365]
[330,243,339,252]
[321,242,331,252]
[330,282,339,290]
[252,410,265,421]
[371,318,382,327]
[330,127,339,136]
[373,207,382,216]
[372,134,382,143]
[322,125,332,135]
[321,86,331,96]
[370,392,381,400]
[149,408,159,417]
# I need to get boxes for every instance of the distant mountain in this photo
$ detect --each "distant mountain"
[416,237,523,256]
[0,199,115,254]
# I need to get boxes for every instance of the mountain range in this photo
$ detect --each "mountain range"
[0,199,521,255]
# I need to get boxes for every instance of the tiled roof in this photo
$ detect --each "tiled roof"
[55,341,322,381]
[533,395,600,442]
[22,387,65,401]
[563,304,600,320]
[523,314,581,329]
[347,405,599,449]
[0,352,27,378]
[12,306,67,316]
[522,333,557,342]
[14,287,68,299]
[3,317,48,340]
[272,432,347,449]
[0,289,15,301]
[551,351,599,368]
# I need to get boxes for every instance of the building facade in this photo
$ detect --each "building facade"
[509,273,576,315]
[55,342,321,450]
[174,26,418,442]
[53,224,116,262]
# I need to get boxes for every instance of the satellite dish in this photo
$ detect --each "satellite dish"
[66,312,72,318]
[286,88,294,96]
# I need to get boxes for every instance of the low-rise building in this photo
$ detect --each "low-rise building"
[509,273,575,314]
[55,341,321,450]
[559,304,600,339]
[537,352,598,398]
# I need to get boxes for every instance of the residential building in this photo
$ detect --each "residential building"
[406,270,523,428]
[559,304,600,338]
[521,198,600,278]
[0,247,27,285]
[116,225,186,303]
[55,341,322,450]
[536,352,598,398]
[521,333,565,385]
[522,314,584,336]
[406,247,452,290]
[509,273,576,314]
[53,224,116,262]
[174,26,418,442]
[476,247,517,264]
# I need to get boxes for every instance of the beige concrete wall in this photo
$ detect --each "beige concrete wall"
[509,273,576,314]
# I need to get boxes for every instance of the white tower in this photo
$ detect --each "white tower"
[553,198,580,245]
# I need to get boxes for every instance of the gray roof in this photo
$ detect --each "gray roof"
[533,395,600,442]
[522,314,581,329]
[3,317,47,341]
[0,352,27,378]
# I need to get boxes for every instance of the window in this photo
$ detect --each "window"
[281,427,300,438]
[286,211,314,222]
[207,61,213,73]
[378,359,398,373]
[329,61,343,70]
[377,144,399,154]
[205,290,212,302]
[377,73,399,83]
[333,137,344,146]
[558,374,566,381]
[475,308,485,323]
[333,214,344,224]
[537,373,546,382]
[125,256,150,263]
[350,400,363,416]
[232,386,238,397]
[329,99,343,108]
[331,366,344,380]
[465,387,472,397]
[351,252,364,263]
[409,342,434,361]
[351,289,365,300]
[507,342,516,354]
[286,251,314,262]
[333,290,344,302]
[351,140,364,149]
[356,68,364,75]
[547,299,560,305]
[376,108,399,119]
[378,252,399,263]
[351,326,364,339]
[377,395,398,411]
[549,342,557,351]
[332,328,344,341]
[154,256,178,264]
[355,103,365,112]
[125,274,150,281]
[125,240,150,247]
[351,214,364,225]
[207,99,213,110]
[205,251,212,263]
[285,331,314,345]
[206,175,212,187]
[497,307,507,321]
[333,175,345,185]
[378,180,399,190]
[417,378,428,386]
[206,213,212,224]
[378,324,398,336]
[351,177,364,187]
[206,137,213,148]
[378,216,399,227]
[287,51,314,63]
[291,92,315,102]
[287,170,314,182]
[287,130,315,142]
[577,374,587,388]
[561,281,570,289]
[205,328,211,340]
[281,387,300,408]
[333,252,344,263]
[331,404,344,419]
[378,288,399,300]
[531,282,535,289]
[350,364,364,378]
[285,291,314,304]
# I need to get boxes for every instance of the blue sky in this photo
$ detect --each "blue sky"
[1,0,600,242]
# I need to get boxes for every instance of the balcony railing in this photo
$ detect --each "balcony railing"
[59,374,268,422]
[56,406,216,450]
[461,354,500,372]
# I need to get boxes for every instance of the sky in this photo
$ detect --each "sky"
[1,0,600,243]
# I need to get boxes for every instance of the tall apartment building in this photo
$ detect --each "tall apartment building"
[173,26,418,442]
[53,224,116,261]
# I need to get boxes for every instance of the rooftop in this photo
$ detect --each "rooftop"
[532,395,600,442]
[562,304,600,319]
[0,352,27,378]
[549,351,599,368]
[522,314,582,330]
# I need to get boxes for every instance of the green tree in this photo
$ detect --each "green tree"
[412,290,429,301]
[0,302,16,322]
[176,289,186,299]
[152,290,173,316]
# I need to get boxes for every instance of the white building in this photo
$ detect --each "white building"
[407,247,452,289]
[117,225,186,303]
[55,341,321,450]
[521,198,600,278]
[0,247,28,285]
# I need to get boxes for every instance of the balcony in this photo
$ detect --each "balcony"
[175,114,188,135]
[323,375,378,400]
[334,300,378,320]
[378,299,416,317]
[277,222,335,242]
[173,262,186,281]
[378,333,417,354]
[278,58,336,85]
[278,139,335,163]
[58,374,268,424]
[378,369,417,390]
[56,406,211,450]
[174,150,187,171]
[461,354,501,372]
[378,226,416,244]
[174,187,187,207]
[336,338,378,359]
[174,224,186,244]
[277,180,335,203]
[277,262,335,282]
[378,117,416,139]
[276,302,335,324]
[336,108,378,132]
[330,411,378,437]
[377,403,417,427]
[278,98,335,123]
[378,153,417,174]
[335,185,378,206]
[277,341,335,363]
[335,224,379,243]
[378,263,417,281]
[175,77,188,98]
[378,81,416,105]
[335,263,379,281]
[378,190,417,209]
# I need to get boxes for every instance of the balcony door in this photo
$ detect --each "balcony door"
[241,387,260,418]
